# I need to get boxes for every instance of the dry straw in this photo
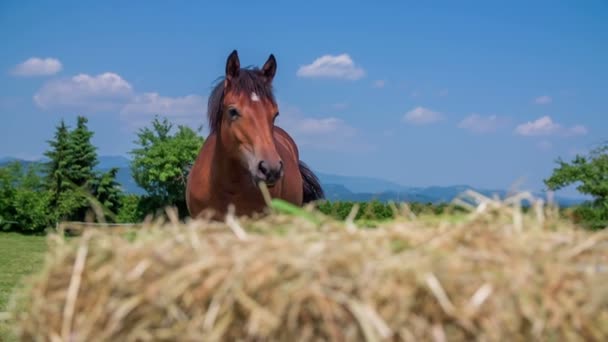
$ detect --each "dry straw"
[7,191,608,341]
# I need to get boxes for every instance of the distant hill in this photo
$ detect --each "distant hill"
[316,172,412,194]
[97,155,131,169]
[1,155,588,207]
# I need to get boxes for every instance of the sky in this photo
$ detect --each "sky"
[1,0,606,197]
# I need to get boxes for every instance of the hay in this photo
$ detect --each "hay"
[8,192,608,341]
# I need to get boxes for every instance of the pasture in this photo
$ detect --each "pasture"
[0,233,47,341]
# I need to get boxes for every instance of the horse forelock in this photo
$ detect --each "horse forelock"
[207,67,275,134]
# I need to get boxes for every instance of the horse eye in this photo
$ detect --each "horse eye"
[228,108,240,120]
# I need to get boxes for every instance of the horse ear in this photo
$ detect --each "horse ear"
[225,50,240,81]
[261,54,276,82]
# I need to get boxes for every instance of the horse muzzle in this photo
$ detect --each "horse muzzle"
[254,159,283,187]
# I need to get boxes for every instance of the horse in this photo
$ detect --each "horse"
[186,50,325,220]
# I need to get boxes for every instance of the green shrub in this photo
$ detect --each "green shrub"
[316,200,395,221]
[116,194,144,223]
[0,162,53,233]
[565,201,608,230]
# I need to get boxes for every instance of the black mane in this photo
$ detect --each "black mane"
[207,67,275,133]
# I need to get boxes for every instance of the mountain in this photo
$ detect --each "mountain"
[1,155,588,207]
[0,157,18,164]
[96,155,145,195]
[98,155,131,169]
[0,157,43,168]
[316,172,411,194]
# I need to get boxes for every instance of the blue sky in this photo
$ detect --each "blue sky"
[1,0,606,197]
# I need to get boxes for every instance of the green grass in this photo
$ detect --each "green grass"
[0,232,48,341]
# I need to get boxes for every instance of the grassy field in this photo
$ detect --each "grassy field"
[0,232,48,341]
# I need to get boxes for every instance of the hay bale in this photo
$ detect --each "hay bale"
[8,196,608,341]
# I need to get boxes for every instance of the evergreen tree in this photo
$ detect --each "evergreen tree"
[66,116,98,188]
[44,120,71,205]
[42,116,112,222]
[62,116,100,221]
[90,167,124,221]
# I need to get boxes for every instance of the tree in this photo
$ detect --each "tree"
[66,116,98,188]
[42,116,122,223]
[116,194,143,223]
[43,116,100,221]
[130,116,204,217]
[544,143,608,229]
[0,162,20,230]
[43,120,85,222]
[89,167,124,222]
[0,161,53,233]
[44,120,71,206]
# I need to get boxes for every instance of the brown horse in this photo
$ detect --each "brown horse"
[186,50,324,220]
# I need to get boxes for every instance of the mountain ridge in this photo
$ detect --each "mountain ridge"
[1,155,588,206]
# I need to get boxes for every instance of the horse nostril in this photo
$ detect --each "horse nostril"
[258,160,269,176]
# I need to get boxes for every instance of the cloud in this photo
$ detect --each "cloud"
[34,72,133,111]
[458,114,507,133]
[120,93,207,128]
[403,106,443,125]
[514,116,560,136]
[294,117,356,136]
[534,95,552,105]
[12,57,62,77]
[33,71,207,129]
[276,103,372,152]
[121,93,205,116]
[372,80,386,88]
[514,115,587,137]
[296,54,365,80]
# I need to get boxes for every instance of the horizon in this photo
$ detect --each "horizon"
[1,1,606,198]
[0,154,590,201]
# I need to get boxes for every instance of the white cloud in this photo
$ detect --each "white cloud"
[120,93,207,128]
[458,114,506,133]
[372,80,386,88]
[276,103,372,152]
[33,71,207,130]
[514,115,587,137]
[403,106,443,125]
[294,117,356,136]
[297,54,365,80]
[34,72,133,111]
[12,57,62,77]
[515,116,560,136]
[121,93,205,116]
[534,95,552,105]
